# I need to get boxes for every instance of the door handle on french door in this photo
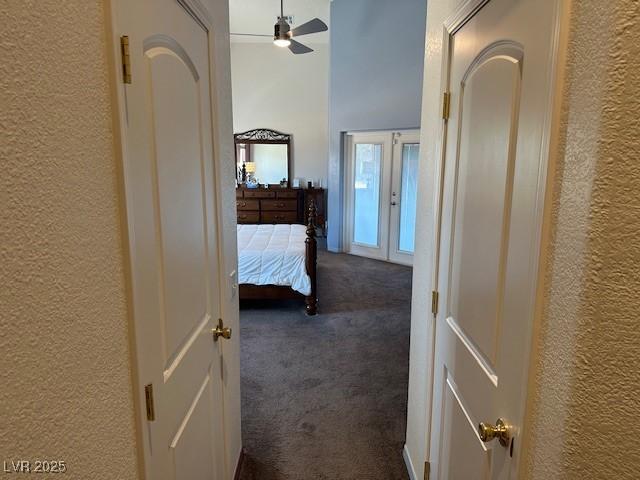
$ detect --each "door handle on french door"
[478,418,510,447]
[212,318,232,341]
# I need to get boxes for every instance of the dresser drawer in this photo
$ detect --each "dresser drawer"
[237,211,260,223]
[261,211,298,224]
[236,199,259,210]
[244,190,276,199]
[276,190,298,199]
[261,199,298,211]
[236,189,244,198]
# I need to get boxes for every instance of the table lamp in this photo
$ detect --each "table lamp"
[245,161,256,183]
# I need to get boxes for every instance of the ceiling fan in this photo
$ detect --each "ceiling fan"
[231,0,328,54]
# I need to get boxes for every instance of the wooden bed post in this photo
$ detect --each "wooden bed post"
[305,200,318,315]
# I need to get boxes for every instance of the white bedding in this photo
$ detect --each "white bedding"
[237,224,311,296]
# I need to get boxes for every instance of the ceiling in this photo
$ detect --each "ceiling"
[229,0,331,43]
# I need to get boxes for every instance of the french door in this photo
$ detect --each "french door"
[345,130,420,266]
[389,133,420,264]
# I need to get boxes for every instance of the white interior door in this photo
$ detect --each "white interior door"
[112,0,228,478]
[428,0,559,479]
[345,132,393,260]
[389,131,420,265]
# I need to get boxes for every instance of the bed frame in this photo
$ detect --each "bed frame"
[238,201,318,315]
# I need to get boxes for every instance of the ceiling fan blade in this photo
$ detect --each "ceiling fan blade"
[290,18,328,37]
[230,33,273,37]
[288,39,314,54]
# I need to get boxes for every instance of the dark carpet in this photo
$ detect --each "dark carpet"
[238,250,412,480]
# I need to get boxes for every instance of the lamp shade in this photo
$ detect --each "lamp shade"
[245,162,256,173]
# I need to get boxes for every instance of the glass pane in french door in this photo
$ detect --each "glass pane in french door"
[398,143,419,253]
[353,143,383,246]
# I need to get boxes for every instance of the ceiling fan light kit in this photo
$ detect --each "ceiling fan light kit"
[274,16,292,47]
[274,38,292,47]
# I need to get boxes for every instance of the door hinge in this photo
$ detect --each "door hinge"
[442,91,451,120]
[431,290,439,315]
[120,35,132,84]
[424,461,431,480]
[144,383,155,421]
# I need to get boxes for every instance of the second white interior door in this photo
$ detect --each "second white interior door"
[345,130,420,265]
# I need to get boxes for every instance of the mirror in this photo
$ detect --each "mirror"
[235,129,291,186]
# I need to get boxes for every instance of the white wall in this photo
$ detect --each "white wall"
[230,42,329,186]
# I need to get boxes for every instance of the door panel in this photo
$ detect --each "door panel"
[439,374,491,480]
[449,51,521,370]
[148,43,210,362]
[389,131,420,265]
[429,0,559,478]
[171,373,216,480]
[113,0,226,479]
[345,133,392,260]
[398,144,419,253]
[353,143,383,247]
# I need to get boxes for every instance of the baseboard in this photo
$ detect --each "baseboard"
[233,447,245,480]
[403,444,418,480]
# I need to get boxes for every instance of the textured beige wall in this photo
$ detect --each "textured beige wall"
[522,1,640,478]
[0,1,139,478]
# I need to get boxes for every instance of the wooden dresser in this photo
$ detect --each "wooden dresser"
[236,187,304,224]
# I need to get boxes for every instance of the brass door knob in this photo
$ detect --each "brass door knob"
[212,319,232,341]
[478,418,510,447]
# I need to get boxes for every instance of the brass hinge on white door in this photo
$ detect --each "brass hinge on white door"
[442,91,451,120]
[431,290,439,315]
[144,383,155,421]
[120,35,132,84]
[424,461,430,480]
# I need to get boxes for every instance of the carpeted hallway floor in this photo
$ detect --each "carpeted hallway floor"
[238,249,412,480]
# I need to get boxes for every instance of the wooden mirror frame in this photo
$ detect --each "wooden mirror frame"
[234,128,292,187]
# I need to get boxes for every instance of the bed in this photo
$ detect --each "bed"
[237,202,318,315]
